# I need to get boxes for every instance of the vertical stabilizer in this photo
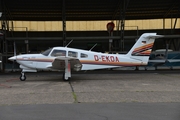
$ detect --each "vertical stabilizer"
[126,33,164,64]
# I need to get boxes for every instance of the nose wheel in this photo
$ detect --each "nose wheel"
[20,72,26,81]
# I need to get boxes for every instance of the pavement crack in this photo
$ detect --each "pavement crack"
[69,81,79,103]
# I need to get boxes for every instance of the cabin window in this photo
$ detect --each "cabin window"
[41,48,52,56]
[81,53,88,58]
[68,51,78,58]
[51,50,66,57]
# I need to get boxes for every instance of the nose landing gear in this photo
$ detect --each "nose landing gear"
[20,72,26,81]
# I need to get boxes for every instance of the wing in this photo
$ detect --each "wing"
[148,59,166,63]
[149,59,180,63]
[49,57,82,71]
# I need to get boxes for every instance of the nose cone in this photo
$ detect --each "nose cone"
[8,56,16,61]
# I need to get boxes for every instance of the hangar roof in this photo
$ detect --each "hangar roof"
[1,0,180,21]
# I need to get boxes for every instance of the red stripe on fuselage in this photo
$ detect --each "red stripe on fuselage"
[80,60,143,66]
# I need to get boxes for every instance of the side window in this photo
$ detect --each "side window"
[81,53,88,58]
[68,51,78,58]
[41,48,52,56]
[51,50,66,57]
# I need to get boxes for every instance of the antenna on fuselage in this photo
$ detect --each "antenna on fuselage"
[89,43,97,51]
[65,39,73,47]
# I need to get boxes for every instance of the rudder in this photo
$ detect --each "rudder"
[126,33,164,64]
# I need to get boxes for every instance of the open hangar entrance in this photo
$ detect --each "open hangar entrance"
[0,0,180,71]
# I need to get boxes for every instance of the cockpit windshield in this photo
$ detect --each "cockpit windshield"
[41,48,52,56]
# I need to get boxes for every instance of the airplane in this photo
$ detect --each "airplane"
[8,33,163,81]
[148,46,180,66]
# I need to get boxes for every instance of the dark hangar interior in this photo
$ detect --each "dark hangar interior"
[2,0,180,21]
[0,0,180,71]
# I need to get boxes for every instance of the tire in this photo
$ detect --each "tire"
[20,74,26,81]
[63,73,70,81]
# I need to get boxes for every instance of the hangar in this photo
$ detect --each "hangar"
[0,0,180,71]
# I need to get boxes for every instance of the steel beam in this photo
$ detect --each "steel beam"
[62,0,66,46]
[5,35,180,41]
[5,36,140,41]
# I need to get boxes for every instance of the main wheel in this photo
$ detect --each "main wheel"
[63,73,70,81]
[20,73,26,81]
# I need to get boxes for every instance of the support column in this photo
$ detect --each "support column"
[0,0,14,72]
[163,18,165,34]
[25,27,29,53]
[1,0,6,72]
[119,0,130,51]
[0,1,2,72]
[109,32,113,52]
[62,0,66,47]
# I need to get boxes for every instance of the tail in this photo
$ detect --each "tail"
[126,33,164,64]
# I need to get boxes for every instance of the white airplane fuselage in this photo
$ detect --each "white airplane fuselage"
[12,47,146,71]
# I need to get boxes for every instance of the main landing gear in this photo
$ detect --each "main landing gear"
[63,60,71,81]
[63,72,71,81]
[20,72,26,81]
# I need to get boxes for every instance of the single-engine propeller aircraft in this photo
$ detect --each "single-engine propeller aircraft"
[9,33,163,81]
